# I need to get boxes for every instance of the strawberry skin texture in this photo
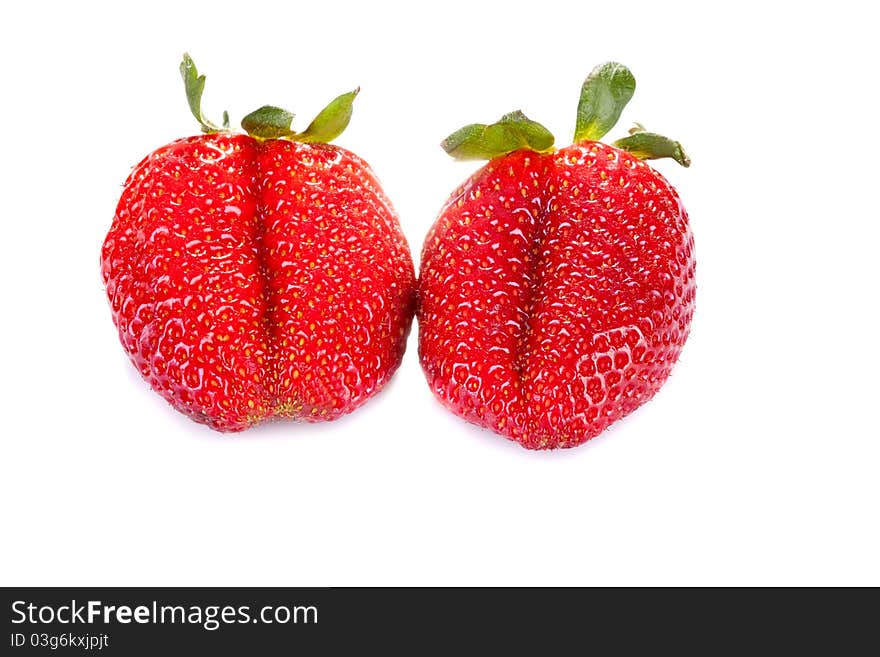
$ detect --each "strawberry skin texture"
[418,142,695,449]
[102,134,415,431]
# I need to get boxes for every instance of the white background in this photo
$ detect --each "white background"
[1,1,878,586]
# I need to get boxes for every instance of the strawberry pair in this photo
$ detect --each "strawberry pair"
[101,56,694,449]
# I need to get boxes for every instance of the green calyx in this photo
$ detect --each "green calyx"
[179,54,357,144]
[574,62,635,143]
[441,111,554,161]
[240,88,359,143]
[180,53,229,134]
[441,61,690,167]
[613,124,691,167]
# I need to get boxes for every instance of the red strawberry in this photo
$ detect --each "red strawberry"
[418,63,694,449]
[101,55,415,431]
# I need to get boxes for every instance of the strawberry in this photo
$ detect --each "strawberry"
[418,63,694,449]
[101,55,416,431]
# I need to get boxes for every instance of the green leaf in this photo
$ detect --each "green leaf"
[441,110,555,161]
[179,53,225,134]
[574,62,636,143]
[613,131,691,167]
[241,105,296,139]
[297,88,360,144]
